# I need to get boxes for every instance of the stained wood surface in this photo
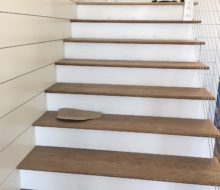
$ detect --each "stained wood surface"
[76,2,185,5]
[56,59,209,70]
[45,83,215,100]
[34,111,219,138]
[76,1,198,5]
[18,146,220,186]
[71,19,201,24]
[64,38,205,45]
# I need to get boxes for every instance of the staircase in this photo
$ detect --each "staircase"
[18,1,220,190]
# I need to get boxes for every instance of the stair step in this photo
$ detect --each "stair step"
[64,38,205,45]
[18,146,220,186]
[45,83,214,100]
[76,2,186,6]
[56,59,209,70]
[34,111,219,138]
[71,19,201,24]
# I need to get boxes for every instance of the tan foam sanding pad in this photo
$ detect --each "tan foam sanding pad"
[57,108,102,121]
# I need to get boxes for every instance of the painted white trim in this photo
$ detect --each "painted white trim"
[47,93,207,119]
[65,43,197,62]
[20,170,215,190]
[35,127,215,158]
[57,65,202,87]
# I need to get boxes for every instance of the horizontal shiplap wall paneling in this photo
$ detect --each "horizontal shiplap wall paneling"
[0,0,76,188]
[0,127,35,185]
[0,65,55,118]
[0,41,63,84]
[0,0,75,19]
[0,170,20,190]
[0,93,46,189]
[0,93,47,152]
[0,13,70,48]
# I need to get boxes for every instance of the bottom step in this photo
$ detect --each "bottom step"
[18,146,220,190]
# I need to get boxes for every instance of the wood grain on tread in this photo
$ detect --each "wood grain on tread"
[56,59,209,70]
[63,38,205,45]
[71,19,201,24]
[45,83,215,100]
[34,111,219,138]
[76,2,198,5]
[76,2,185,5]
[18,146,220,186]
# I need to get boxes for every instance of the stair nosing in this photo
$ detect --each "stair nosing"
[76,2,185,5]
[33,111,219,138]
[45,83,215,100]
[17,146,220,186]
[70,19,201,24]
[63,38,205,45]
[76,2,199,6]
[55,59,209,70]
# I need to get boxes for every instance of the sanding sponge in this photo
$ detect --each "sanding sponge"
[57,108,102,121]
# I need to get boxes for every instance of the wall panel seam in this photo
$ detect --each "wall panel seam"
[0,63,55,85]
[0,11,72,20]
[0,125,33,154]
[0,39,64,50]
[0,169,18,186]
[0,91,47,121]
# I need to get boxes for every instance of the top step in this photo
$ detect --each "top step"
[71,19,201,24]
[76,2,195,6]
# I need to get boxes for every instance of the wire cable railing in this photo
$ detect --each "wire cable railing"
[190,0,220,189]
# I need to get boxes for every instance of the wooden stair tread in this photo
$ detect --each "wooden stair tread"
[76,2,198,6]
[71,19,201,24]
[56,59,209,70]
[64,38,205,45]
[34,111,219,138]
[76,1,198,6]
[18,146,220,186]
[76,2,185,5]
[45,83,215,100]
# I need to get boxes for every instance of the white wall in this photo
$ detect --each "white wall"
[0,1,75,189]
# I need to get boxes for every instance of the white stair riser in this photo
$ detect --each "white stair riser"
[57,66,202,87]
[35,127,214,158]
[20,170,215,190]
[77,5,184,20]
[65,43,197,62]
[71,23,194,40]
[47,94,208,119]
